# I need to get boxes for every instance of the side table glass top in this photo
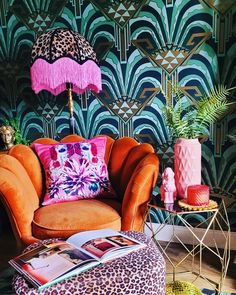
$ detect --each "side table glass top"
[149,194,220,214]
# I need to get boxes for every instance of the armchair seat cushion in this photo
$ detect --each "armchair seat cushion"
[32,199,121,239]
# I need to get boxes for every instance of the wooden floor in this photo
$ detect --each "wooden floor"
[161,241,236,293]
[0,219,236,293]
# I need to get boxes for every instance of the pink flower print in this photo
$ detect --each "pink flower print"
[47,171,66,199]
[62,158,101,197]
[91,143,97,156]
[92,156,98,164]
[50,146,58,161]
[67,144,74,157]
[53,161,60,168]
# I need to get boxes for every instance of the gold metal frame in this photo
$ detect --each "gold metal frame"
[145,198,230,294]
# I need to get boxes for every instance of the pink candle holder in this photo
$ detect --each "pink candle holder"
[187,185,210,206]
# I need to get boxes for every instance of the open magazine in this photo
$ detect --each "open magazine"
[9,229,146,291]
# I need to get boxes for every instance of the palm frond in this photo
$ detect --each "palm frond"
[194,85,231,130]
[163,104,190,138]
[161,83,234,139]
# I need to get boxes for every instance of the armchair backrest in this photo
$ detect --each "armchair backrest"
[0,152,40,245]
[108,137,155,198]
[8,134,158,202]
[9,144,44,199]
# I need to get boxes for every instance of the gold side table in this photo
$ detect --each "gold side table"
[146,195,230,294]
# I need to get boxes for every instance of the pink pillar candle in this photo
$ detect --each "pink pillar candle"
[187,185,210,206]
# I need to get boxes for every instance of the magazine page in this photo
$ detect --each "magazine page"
[9,240,99,288]
[66,229,118,248]
[67,229,146,261]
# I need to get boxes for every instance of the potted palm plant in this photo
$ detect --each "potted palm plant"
[161,83,234,198]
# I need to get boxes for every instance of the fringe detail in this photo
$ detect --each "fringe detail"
[30,58,102,95]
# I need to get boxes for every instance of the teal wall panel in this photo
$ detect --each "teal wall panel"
[0,0,235,229]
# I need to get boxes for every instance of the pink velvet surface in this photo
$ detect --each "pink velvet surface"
[31,58,102,95]
[33,137,115,206]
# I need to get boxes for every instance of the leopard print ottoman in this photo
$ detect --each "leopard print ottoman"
[12,231,166,294]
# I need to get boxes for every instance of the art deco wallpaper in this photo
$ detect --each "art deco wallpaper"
[0,0,235,228]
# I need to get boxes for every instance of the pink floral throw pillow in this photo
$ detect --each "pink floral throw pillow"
[33,137,115,205]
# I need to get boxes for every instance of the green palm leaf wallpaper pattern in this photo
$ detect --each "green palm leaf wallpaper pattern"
[0,0,235,229]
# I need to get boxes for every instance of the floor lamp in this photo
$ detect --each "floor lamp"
[30,28,102,133]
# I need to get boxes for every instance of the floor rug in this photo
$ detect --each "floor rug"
[0,267,235,295]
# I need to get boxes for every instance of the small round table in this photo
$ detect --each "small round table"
[12,231,166,295]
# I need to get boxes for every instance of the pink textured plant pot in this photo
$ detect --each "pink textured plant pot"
[174,138,201,198]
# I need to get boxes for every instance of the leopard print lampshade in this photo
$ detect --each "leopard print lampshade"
[30,28,101,96]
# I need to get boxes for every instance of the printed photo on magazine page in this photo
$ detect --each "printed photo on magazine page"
[12,241,97,285]
[81,234,140,259]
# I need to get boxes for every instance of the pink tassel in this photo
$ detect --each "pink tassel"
[31,58,102,95]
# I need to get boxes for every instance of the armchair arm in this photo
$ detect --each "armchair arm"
[0,155,40,246]
[121,153,159,232]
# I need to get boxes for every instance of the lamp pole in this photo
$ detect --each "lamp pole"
[66,82,75,134]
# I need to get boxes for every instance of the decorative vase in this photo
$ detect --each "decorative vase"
[174,138,201,198]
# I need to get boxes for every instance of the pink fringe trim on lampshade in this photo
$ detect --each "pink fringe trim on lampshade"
[30,57,102,95]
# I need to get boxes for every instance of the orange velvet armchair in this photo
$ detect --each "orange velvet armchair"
[0,135,159,247]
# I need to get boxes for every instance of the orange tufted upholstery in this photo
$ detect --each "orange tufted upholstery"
[0,135,159,247]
